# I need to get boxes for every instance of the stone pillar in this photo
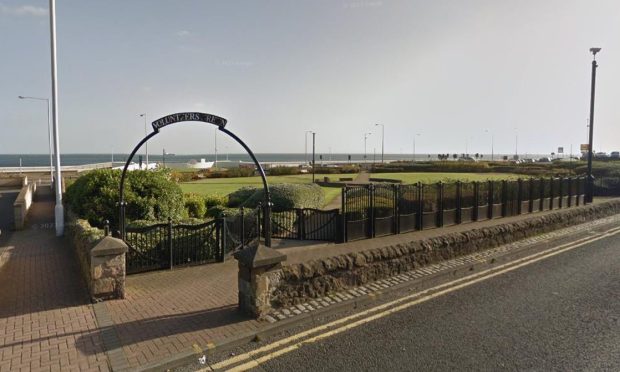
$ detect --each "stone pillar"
[234,245,286,318]
[90,236,128,301]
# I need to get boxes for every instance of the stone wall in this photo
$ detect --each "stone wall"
[66,212,127,301]
[270,199,620,307]
[13,179,36,230]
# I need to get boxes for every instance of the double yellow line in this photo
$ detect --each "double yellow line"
[205,225,620,372]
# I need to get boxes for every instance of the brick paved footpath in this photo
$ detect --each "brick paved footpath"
[1,188,614,371]
[0,189,108,372]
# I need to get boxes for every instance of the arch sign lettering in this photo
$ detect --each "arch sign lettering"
[118,112,272,246]
[151,112,227,131]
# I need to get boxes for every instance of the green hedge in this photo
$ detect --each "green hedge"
[227,183,324,211]
[65,169,184,229]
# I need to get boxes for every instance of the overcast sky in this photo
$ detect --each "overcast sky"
[1,0,619,156]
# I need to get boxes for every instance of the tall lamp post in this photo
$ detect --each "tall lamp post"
[485,129,494,161]
[18,96,54,186]
[514,127,519,160]
[139,113,148,169]
[375,123,384,163]
[49,0,64,236]
[413,133,420,162]
[364,132,372,162]
[586,47,601,203]
[311,132,316,183]
[304,130,313,165]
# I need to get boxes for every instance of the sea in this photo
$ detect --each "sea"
[0,153,544,168]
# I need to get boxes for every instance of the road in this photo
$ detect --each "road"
[237,227,620,371]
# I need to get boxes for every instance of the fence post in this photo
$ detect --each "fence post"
[576,177,581,206]
[297,208,304,240]
[456,181,462,224]
[527,178,533,213]
[341,186,347,242]
[437,182,443,227]
[264,202,272,247]
[240,207,245,247]
[394,184,400,234]
[256,202,262,244]
[539,178,544,211]
[369,184,375,238]
[567,177,573,207]
[473,182,479,221]
[219,212,226,260]
[517,178,523,214]
[168,217,173,270]
[104,220,110,237]
[501,180,508,217]
[558,176,564,209]
[488,180,493,219]
[417,182,423,230]
[549,178,554,210]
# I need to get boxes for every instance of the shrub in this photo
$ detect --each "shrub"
[268,166,301,176]
[227,183,324,211]
[183,193,206,218]
[204,194,228,209]
[313,165,359,174]
[65,169,185,229]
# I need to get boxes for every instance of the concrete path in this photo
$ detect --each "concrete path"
[322,171,370,210]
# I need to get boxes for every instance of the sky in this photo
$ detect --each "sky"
[1,0,619,156]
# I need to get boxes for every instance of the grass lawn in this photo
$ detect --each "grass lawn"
[180,173,352,205]
[370,172,521,184]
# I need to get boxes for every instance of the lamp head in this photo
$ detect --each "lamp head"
[590,47,601,56]
[18,95,24,99]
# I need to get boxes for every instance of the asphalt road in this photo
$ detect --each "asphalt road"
[251,230,620,371]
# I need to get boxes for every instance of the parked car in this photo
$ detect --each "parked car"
[610,151,620,159]
[595,152,610,159]
[537,157,552,163]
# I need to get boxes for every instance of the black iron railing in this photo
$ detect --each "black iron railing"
[342,177,588,243]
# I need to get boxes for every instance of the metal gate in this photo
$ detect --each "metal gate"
[398,184,419,233]
[373,184,396,237]
[125,219,221,274]
[343,185,372,241]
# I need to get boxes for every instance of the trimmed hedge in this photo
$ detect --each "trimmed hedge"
[227,183,324,211]
[65,169,185,229]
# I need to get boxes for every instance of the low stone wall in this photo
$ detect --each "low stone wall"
[269,199,620,308]
[66,213,127,301]
[13,179,36,230]
[0,175,27,188]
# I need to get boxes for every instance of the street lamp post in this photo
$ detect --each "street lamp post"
[139,114,148,169]
[375,123,384,163]
[587,47,601,203]
[514,128,519,160]
[485,129,494,161]
[305,130,313,165]
[312,132,316,183]
[49,0,64,236]
[413,133,420,162]
[18,96,54,187]
[364,132,372,162]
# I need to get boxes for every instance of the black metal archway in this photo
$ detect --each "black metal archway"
[118,112,272,246]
